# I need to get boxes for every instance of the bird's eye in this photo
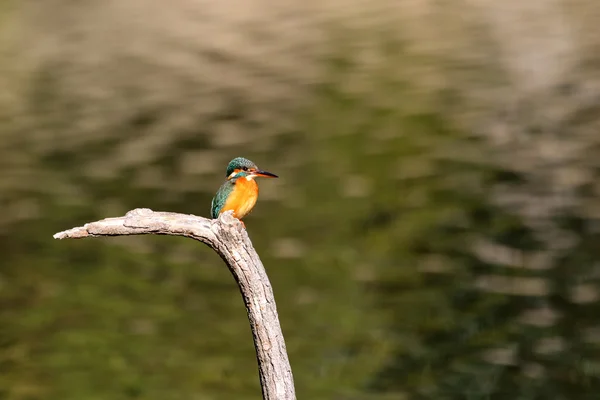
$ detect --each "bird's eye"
[242,167,248,171]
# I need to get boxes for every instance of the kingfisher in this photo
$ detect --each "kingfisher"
[211,157,278,224]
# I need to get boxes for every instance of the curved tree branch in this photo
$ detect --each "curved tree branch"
[54,208,296,400]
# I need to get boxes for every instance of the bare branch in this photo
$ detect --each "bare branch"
[54,208,296,400]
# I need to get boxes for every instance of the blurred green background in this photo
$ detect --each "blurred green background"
[1,1,600,399]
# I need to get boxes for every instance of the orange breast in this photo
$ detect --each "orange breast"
[221,178,259,220]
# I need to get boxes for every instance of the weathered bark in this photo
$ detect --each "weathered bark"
[54,208,296,400]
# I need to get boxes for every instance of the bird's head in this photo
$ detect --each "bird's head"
[226,157,278,180]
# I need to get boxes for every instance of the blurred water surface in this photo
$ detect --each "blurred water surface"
[1,1,600,399]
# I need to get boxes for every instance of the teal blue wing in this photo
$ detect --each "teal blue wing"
[211,180,235,219]
[210,196,218,219]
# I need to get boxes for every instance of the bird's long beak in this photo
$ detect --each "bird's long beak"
[253,169,278,178]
